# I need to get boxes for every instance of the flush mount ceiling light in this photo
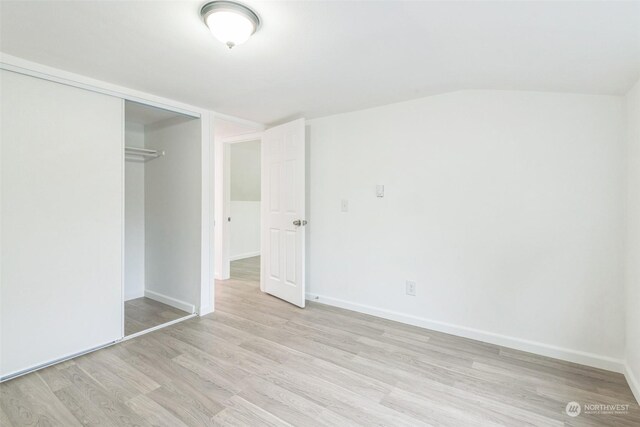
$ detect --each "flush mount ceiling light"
[200,1,260,49]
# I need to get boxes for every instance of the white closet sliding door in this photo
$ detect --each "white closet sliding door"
[0,70,123,378]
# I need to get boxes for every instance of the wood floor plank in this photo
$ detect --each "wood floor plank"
[125,394,190,427]
[172,353,246,397]
[382,385,558,427]
[59,364,152,427]
[1,379,57,426]
[73,356,144,404]
[236,375,353,427]
[2,255,638,426]
[120,347,232,413]
[37,365,73,393]
[145,384,220,427]
[0,404,14,427]
[210,395,292,427]
[91,348,161,394]
[5,372,81,426]
[258,364,431,427]
[280,355,393,402]
[53,384,114,426]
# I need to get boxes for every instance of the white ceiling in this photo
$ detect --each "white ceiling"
[1,1,639,125]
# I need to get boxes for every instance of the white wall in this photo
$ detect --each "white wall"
[230,201,261,260]
[145,117,201,312]
[625,77,640,398]
[124,122,145,301]
[230,141,261,260]
[231,140,261,201]
[307,90,626,369]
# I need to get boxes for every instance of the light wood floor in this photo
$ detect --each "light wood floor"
[125,297,190,336]
[1,256,638,426]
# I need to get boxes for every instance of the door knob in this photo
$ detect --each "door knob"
[293,220,308,227]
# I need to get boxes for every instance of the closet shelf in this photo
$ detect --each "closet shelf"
[125,146,165,161]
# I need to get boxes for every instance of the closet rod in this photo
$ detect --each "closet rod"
[124,146,165,159]
[125,146,160,154]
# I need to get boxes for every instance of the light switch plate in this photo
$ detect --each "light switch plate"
[376,185,385,198]
[341,199,349,212]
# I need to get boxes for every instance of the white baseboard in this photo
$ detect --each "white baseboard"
[625,363,640,404]
[124,290,145,302]
[305,293,625,374]
[230,251,260,261]
[145,290,195,314]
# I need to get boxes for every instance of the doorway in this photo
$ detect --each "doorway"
[214,117,307,308]
[228,140,262,284]
[213,117,263,282]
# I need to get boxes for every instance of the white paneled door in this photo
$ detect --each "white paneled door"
[261,119,306,307]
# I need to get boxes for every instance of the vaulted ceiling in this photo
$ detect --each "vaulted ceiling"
[1,1,639,124]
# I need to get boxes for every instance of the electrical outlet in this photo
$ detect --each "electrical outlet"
[406,280,416,296]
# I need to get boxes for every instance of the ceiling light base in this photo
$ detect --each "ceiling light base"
[200,1,260,49]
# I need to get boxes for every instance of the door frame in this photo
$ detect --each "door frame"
[214,131,264,287]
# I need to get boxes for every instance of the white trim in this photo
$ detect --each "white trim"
[120,98,126,339]
[305,293,626,374]
[0,63,200,119]
[220,131,264,144]
[213,112,265,131]
[0,341,116,383]
[198,111,215,316]
[122,314,197,341]
[144,290,196,314]
[260,133,266,294]
[0,53,201,118]
[214,143,231,280]
[230,251,261,261]
[625,363,640,404]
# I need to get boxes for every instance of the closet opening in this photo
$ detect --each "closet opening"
[124,100,201,337]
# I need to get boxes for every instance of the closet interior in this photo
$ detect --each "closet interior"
[124,101,202,336]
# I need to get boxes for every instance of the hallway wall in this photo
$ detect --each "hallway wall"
[230,140,261,260]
